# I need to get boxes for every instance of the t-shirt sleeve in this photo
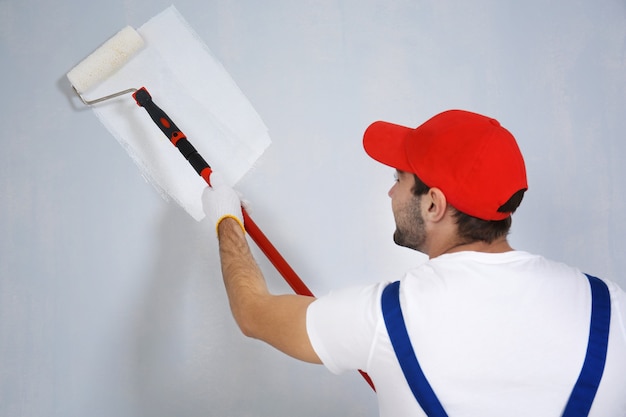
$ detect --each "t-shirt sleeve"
[306,282,387,374]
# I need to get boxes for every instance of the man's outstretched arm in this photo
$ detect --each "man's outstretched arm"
[205,182,321,364]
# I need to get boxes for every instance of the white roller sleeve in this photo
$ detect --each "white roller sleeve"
[67,26,145,93]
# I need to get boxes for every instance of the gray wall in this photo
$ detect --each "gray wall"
[2,1,625,416]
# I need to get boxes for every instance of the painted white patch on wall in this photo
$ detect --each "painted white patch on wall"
[83,6,271,220]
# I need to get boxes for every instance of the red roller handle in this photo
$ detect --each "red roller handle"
[241,208,314,296]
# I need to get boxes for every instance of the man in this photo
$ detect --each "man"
[203,110,626,416]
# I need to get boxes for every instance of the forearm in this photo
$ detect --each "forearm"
[218,217,269,335]
[216,217,321,363]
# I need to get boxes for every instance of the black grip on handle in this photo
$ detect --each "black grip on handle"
[133,87,212,179]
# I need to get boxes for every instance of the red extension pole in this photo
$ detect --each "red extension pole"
[134,87,375,391]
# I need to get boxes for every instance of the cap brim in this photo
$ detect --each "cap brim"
[363,121,414,172]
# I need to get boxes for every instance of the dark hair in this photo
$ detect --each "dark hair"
[411,174,525,244]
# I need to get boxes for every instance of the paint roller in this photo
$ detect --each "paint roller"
[66,26,314,298]
[67,26,376,391]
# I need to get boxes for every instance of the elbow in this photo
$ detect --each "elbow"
[236,316,256,339]
[231,305,263,339]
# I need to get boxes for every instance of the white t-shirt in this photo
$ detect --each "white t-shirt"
[306,251,626,416]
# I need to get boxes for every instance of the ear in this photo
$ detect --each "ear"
[422,187,449,222]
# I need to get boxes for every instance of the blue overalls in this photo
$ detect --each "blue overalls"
[381,274,611,417]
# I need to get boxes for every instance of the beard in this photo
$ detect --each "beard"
[393,195,427,252]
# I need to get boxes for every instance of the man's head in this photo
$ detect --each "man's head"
[363,110,528,250]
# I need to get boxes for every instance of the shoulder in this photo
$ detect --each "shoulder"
[308,282,389,325]
[306,282,390,373]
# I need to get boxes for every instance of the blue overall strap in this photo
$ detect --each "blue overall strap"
[382,275,611,417]
[562,274,611,417]
[381,281,449,417]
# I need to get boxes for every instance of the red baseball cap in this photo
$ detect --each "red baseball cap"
[363,110,528,221]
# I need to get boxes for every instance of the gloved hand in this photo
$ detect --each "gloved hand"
[202,173,245,235]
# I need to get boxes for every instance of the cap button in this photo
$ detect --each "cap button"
[489,118,501,127]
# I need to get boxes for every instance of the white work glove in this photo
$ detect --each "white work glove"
[201,173,245,235]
